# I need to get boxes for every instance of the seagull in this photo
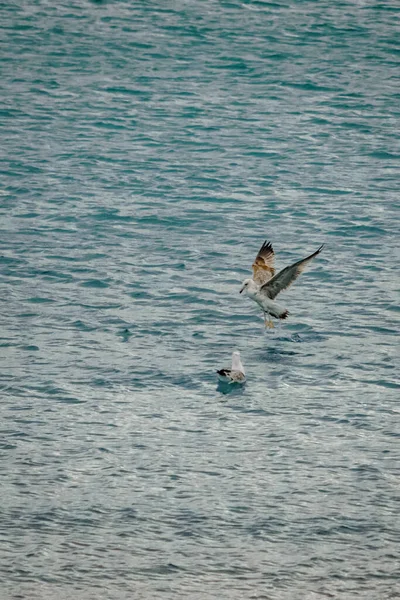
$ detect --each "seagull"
[240,241,324,328]
[217,351,246,384]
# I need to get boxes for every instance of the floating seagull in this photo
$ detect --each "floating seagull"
[217,351,246,384]
[240,241,324,327]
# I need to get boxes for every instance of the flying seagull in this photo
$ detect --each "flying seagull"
[217,351,246,384]
[240,241,324,327]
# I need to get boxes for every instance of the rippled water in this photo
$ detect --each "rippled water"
[1,1,399,599]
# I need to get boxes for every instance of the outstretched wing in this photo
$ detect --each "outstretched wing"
[260,245,324,299]
[252,240,275,285]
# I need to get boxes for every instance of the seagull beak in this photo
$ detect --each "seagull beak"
[239,285,244,294]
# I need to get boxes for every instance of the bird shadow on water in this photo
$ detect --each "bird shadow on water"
[216,381,247,396]
[263,328,327,345]
[256,344,299,364]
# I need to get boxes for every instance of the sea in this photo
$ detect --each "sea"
[1,1,399,599]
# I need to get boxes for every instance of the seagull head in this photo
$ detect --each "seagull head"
[232,351,245,375]
[240,278,257,298]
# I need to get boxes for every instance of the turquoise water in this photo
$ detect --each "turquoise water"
[1,1,399,599]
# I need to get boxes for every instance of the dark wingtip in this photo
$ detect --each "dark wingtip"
[317,244,325,253]
[280,309,289,320]
[259,240,274,255]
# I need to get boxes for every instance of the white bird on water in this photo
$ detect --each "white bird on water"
[217,351,246,384]
[240,240,324,328]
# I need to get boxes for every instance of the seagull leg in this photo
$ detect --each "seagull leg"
[264,313,274,329]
